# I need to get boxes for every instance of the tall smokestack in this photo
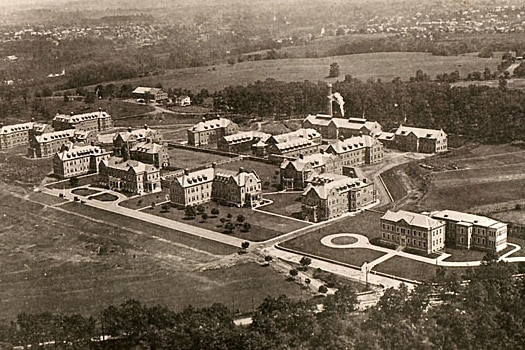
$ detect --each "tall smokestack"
[327,83,333,117]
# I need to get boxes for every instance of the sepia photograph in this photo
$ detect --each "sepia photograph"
[0,0,524,348]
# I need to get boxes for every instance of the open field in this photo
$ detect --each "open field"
[0,146,53,188]
[380,144,525,212]
[492,209,525,225]
[216,159,281,192]
[372,256,469,282]
[144,201,308,242]
[60,201,238,255]
[166,147,234,170]
[508,238,525,257]
[75,52,500,93]
[0,190,303,321]
[443,247,487,262]
[260,192,303,219]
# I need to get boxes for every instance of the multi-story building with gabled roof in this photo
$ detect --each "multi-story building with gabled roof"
[212,167,262,207]
[280,152,342,190]
[170,168,215,207]
[325,135,384,166]
[52,109,112,132]
[129,141,170,168]
[302,173,375,222]
[28,129,76,158]
[187,117,239,147]
[53,143,110,179]
[430,210,507,252]
[113,125,162,158]
[99,156,161,195]
[132,87,168,103]
[381,210,446,254]
[217,131,271,154]
[394,125,447,153]
[0,122,35,149]
[303,114,383,139]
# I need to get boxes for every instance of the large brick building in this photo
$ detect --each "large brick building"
[394,125,447,153]
[170,168,215,207]
[302,173,375,222]
[264,128,323,160]
[217,131,271,154]
[129,141,170,168]
[381,210,446,254]
[113,126,162,158]
[187,117,239,147]
[132,87,168,103]
[52,110,113,132]
[0,122,35,149]
[212,168,262,207]
[28,129,76,158]
[99,157,161,195]
[53,143,110,179]
[280,152,342,190]
[324,135,384,166]
[303,114,383,139]
[431,210,507,252]
[170,167,262,208]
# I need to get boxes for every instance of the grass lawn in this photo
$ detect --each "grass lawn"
[147,202,308,242]
[217,159,281,193]
[380,169,409,201]
[0,147,53,188]
[60,202,238,255]
[119,189,170,209]
[71,188,101,197]
[443,247,486,262]
[166,147,233,169]
[91,193,119,202]
[28,191,67,206]
[47,174,99,190]
[508,237,525,257]
[372,256,469,282]
[260,193,303,219]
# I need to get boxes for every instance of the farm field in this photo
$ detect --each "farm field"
[78,52,500,93]
[0,190,303,321]
[145,201,309,242]
[492,209,525,225]
[380,143,525,212]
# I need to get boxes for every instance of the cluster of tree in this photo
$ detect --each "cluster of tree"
[214,73,525,143]
[0,260,524,349]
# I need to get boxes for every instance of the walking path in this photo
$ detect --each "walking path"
[320,233,525,267]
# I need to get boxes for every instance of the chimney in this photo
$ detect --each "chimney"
[31,117,35,122]
[0,123,3,128]
[144,124,148,130]
[238,166,245,174]
[363,178,367,183]
[299,154,304,159]
[90,140,95,146]
[328,83,333,117]
[128,127,132,133]
[202,117,206,122]
[339,135,345,141]
[211,162,217,168]
[216,114,220,120]
[98,107,102,112]
[320,148,324,154]
[70,111,74,116]
[184,168,189,175]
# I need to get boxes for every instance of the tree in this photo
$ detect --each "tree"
[226,213,233,220]
[318,285,328,293]
[211,208,219,217]
[151,201,156,210]
[185,206,196,219]
[299,256,312,270]
[323,286,358,319]
[224,222,235,233]
[289,269,298,279]
[241,241,250,251]
[201,213,208,222]
[264,255,273,263]
[196,205,205,214]
[236,214,245,224]
[329,62,340,78]
[304,278,311,286]
[242,222,251,232]
[161,203,170,212]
